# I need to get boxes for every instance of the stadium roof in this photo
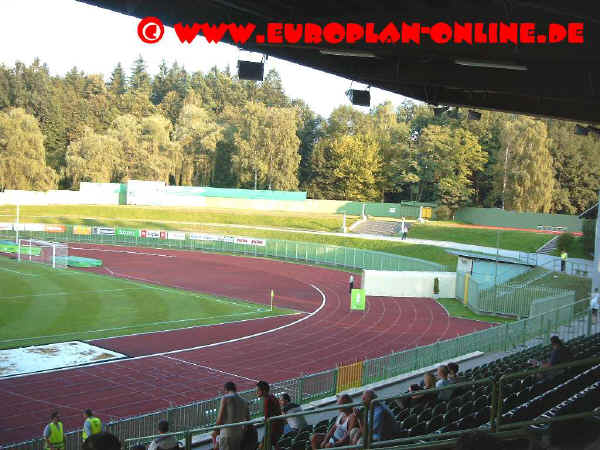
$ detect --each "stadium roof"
[81,1,600,123]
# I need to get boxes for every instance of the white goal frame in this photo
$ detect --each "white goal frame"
[17,238,68,269]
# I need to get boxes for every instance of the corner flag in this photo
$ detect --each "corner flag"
[351,289,366,310]
[270,289,274,311]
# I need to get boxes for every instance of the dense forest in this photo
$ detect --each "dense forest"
[0,57,599,214]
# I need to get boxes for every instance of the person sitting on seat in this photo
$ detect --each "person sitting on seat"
[279,393,307,434]
[148,420,178,450]
[436,365,453,401]
[311,394,357,449]
[350,390,398,445]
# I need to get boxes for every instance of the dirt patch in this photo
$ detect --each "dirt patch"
[92,353,117,361]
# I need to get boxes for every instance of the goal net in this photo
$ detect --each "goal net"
[18,239,69,269]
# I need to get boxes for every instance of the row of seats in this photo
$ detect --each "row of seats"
[278,332,600,449]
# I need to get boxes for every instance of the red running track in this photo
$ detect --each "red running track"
[0,244,494,445]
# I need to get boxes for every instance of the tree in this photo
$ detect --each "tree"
[497,117,554,212]
[368,101,411,200]
[151,60,170,105]
[417,125,487,210]
[64,126,120,188]
[107,63,127,96]
[229,102,300,190]
[175,98,223,185]
[546,119,600,214]
[309,135,380,201]
[292,99,324,188]
[0,108,57,190]
[129,55,151,94]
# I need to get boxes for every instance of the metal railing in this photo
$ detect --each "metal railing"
[0,224,446,273]
[456,272,576,319]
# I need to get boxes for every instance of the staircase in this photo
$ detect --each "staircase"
[352,220,403,236]
[536,235,559,255]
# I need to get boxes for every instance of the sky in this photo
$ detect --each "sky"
[0,0,412,118]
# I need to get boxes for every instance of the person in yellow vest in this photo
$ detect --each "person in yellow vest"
[43,412,64,450]
[82,409,104,442]
[560,250,568,272]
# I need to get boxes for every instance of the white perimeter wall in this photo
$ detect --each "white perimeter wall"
[363,270,456,298]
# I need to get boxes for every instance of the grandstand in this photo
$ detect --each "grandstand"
[1,0,599,448]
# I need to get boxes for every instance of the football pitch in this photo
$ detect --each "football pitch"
[0,256,296,350]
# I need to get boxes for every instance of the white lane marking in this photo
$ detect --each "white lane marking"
[70,247,175,258]
[164,356,258,382]
[2,284,326,379]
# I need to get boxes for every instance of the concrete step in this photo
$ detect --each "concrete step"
[536,235,559,255]
[352,220,405,236]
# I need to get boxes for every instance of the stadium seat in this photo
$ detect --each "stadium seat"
[431,402,446,417]
[395,408,409,422]
[443,408,459,425]
[417,409,432,423]
[458,401,473,417]
[473,395,488,409]
[402,415,418,430]
[408,422,427,437]
[426,415,444,433]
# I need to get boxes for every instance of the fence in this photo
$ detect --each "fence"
[0,224,445,273]
[456,272,575,319]
[4,291,597,450]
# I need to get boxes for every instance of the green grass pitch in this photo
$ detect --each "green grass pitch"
[0,256,296,350]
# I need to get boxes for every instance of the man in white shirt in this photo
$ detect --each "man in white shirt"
[591,288,599,323]
[349,274,354,294]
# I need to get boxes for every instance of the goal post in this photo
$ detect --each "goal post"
[17,239,68,269]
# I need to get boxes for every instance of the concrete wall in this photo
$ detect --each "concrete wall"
[362,270,456,298]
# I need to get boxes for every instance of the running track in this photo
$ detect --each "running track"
[0,244,494,445]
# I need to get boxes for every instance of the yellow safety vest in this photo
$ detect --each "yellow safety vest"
[561,252,568,261]
[82,416,103,441]
[46,422,64,450]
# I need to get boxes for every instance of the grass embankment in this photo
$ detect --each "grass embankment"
[0,204,356,233]
[0,257,295,350]
[407,221,553,253]
[0,206,459,268]
[436,298,515,324]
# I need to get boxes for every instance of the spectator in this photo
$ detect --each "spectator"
[256,380,284,450]
[148,420,178,450]
[311,394,357,449]
[591,288,599,323]
[447,362,460,383]
[546,336,573,368]
[455,430,504,450]
[402,223,408,240]
[351,390,398,445]
[279,393,307,434]
[436,365,453,401]
[81,432,122,450]
[82,409,104,442]
[212,381,250,450]
[349,274,354,294]
[43,412,64,450]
